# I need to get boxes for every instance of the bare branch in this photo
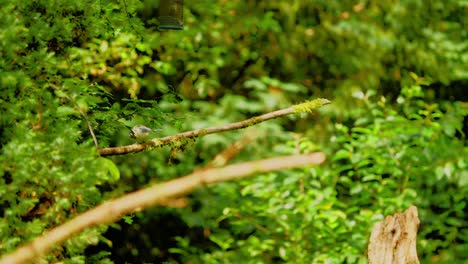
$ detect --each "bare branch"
[0,153,325,264]
[98,98,331,156]
[204,131,254,169]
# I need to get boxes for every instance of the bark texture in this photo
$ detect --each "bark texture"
[368,206,420,264]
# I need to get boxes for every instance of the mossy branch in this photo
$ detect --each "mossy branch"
[98,98,330,156]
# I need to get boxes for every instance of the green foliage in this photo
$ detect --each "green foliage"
[0,0,142,261]
[168,86,466,263]
[330,86,467,261]
[1,0,466,263]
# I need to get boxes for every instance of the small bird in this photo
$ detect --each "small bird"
[129,125,162,140]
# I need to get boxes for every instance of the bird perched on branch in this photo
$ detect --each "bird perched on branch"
[129,125,162,140]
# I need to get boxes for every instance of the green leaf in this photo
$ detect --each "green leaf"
[122,215,134,225]
[98,157,120,182]
[57,106,78,116]
[332,149,351,161]
[150,61,177,75]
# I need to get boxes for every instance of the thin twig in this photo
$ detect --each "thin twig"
[50,84,99,148]
[0,152,326,264]
[98,98,330,156]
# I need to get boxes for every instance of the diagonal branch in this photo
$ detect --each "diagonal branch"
[160,133,254,207]
[98,98,330,156]
[0,153,326,264]
[50,84,99,148]
[203,131,254,169]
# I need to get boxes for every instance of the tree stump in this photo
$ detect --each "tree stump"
[368,206,420,264]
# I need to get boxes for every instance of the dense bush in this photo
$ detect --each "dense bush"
[1,0,466,263]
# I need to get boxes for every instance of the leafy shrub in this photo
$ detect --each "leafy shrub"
[163,85,466,263]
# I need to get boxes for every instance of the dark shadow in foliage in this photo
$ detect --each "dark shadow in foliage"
[86,208,214,263]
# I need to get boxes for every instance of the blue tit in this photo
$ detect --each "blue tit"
[129,125,162,140]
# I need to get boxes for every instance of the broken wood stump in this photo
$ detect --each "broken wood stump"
[368,206,420,264]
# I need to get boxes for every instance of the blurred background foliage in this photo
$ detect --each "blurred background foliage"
[0,0,467,263]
